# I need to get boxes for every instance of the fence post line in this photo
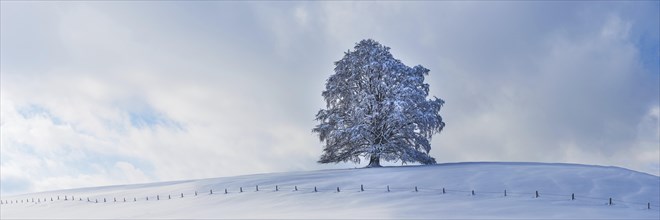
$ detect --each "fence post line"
[276,185,279,191]
[157,195,160,200]
[256,185,259,192]
[295,186,298,191]
[225,189,228,194]
[504,190,507,197]
[195,191,198,196]
[337,187,340,192]
[210,189,213,195]
[314,186,317,192]
[104,198,106,203]
[443,188,446,194]
[609,198,612,205]
[387,185,390,192]
[415,186,418,192]
[240,187,243,193]
[648,202,651,209]
[571,193,575,200]
[181,193,184,198]
[535,191,539,198]
[168,195,171,199]
[361,184,364,192]
[87,197,90,202]
[471,190,475,196]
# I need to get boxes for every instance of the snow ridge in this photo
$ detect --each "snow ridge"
[2,162,659,219]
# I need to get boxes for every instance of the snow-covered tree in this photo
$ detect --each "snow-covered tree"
[313,39,446,167]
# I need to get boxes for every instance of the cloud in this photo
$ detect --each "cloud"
[1,1,658,195]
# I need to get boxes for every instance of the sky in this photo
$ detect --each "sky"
[1,1,658,196]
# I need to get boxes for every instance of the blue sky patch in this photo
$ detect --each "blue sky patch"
[17,104,63,125]
[128,108,183,130]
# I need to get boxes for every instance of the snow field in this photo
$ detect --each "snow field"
[1,162,659,219]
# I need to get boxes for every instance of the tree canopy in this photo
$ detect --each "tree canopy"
[313,39,446,167]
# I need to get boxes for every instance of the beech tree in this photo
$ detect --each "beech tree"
[313,39,446,167]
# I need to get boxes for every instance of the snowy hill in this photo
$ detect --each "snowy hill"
[1,162,659,219]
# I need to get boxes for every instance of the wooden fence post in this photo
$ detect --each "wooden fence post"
[361,184,364,192]
[504,190,507,197]
[195,191,198,196]
[337,187,340,192]
[181,193,184,198]
[157,195,159,200]
[295,186,298,191]
[225,189,228,194]
[609,198,612,205]
[471,190,475,196]
[535,191,539,198]
[95,199,98,203]
[572,193,575,200]
[415,186,418,192]
[387,185,390,192]
[276,185,279,191]
[210,189,213,195]
[314,186,317,192]
[256,185,259,192]
[240,187,243,193]
[168,195,171,199]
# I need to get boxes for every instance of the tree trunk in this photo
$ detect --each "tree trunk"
[366,155,381,167]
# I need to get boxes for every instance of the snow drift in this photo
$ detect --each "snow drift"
[1,162,658,219]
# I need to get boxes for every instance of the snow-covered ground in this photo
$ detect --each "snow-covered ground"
[1,162,658,219]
